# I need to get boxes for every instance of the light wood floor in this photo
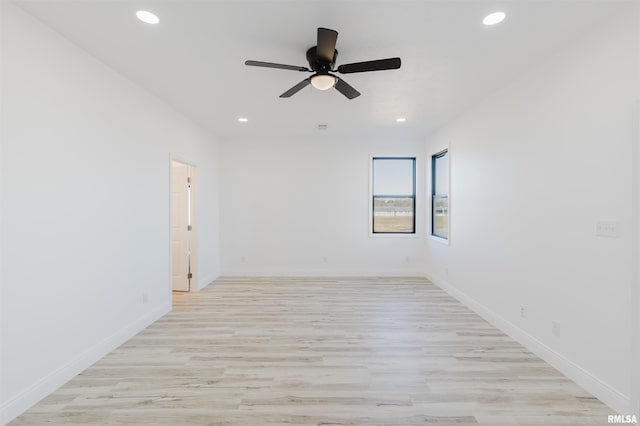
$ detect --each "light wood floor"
[12,277,612,425]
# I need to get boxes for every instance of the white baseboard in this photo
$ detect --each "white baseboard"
[198,273,219,290]
[221,267,426,277]
[425,271,631,415]
[0,303,170,425]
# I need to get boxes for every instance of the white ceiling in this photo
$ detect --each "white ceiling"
[13,0,632,142]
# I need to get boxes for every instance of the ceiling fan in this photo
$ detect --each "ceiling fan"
[245,27,401,100]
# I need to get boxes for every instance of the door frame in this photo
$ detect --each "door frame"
[632,100,640,417]
[169,156,199,294]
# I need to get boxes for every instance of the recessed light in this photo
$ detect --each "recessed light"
[237,117,249,123]
[483,11,506,26]
[396,117,407,123]
[136,10,159,25]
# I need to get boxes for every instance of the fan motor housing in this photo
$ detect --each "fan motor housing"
[306,46,338,71]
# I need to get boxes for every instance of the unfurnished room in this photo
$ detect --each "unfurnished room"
[1,0,639,425]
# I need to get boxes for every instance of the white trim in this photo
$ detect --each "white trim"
[222,268,427,277]
[631,99,640,417]
[368,155,419,237]
[0,303,170,425]
[169,156,199,293]
[169,154,198,168]
[167,155,173,298]
[368,232,419,239]
[188,165,199,293]
[427,145,451,244]
[198,273,219,290]
[425,271,631,415]
[427,235,450,245]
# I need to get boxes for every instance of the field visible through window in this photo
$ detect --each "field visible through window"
[372,157,416,234]
[373,215,414,232]
[373,197,414,233]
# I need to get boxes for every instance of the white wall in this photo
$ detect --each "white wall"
[220,137,426,276]
[0,2,220,422]
[424,8,639,414]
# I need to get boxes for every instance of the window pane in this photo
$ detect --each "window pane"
[373,197,414,233]
[432,195,448,238]
[432,150,449,239]
[373,158,414,196]
[434,152,448,195]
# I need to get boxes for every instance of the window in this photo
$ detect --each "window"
[372,157,416,234]
[431,150,449,239]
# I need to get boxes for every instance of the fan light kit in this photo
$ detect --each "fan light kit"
[245,27,401,99]
[136,10,159,25]
[311,74,337,91]
[483,12,506,26]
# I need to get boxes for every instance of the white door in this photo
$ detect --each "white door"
[171,162,190,291]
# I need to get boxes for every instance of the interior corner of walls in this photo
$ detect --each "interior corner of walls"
[423,270,631,415]
[0,304,170,424]
[198,273,219,291]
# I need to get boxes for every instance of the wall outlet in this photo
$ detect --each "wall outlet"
[444,267,449,276]
[142,293,148,304]
[240,256,246,263]
[596,220,619,238]
[405,256,410,263]
[552,321,561,337]
[323,256,328,263]
[520,305,527,319]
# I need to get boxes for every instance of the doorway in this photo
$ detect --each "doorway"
[171,160,197,292]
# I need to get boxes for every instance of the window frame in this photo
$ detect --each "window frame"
[430,149,449,242]
[370,156,417,235]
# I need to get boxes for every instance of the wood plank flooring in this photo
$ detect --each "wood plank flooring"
[12,277,612,425]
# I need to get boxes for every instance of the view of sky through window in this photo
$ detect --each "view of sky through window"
[373,159,414,195]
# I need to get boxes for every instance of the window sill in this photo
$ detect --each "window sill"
[428,235,450,245]
[369,232,419,239]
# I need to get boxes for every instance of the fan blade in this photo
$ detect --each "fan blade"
[337,57,401,74]
[335,78,360,99]
[280,79,311,98]
[245,60,310,72]
[317,28,338,63]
